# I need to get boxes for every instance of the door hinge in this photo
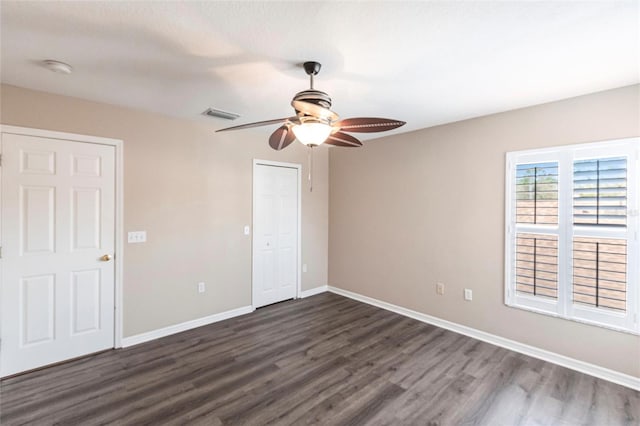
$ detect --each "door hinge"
[0,154,3,167]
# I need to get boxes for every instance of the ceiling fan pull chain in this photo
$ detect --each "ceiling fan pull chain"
[308,145,314,192]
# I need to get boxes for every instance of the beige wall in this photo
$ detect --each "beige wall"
[0,84,329,337]
[3,82,638,377]
[329,84,640,377]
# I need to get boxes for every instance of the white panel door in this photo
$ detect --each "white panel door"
[253,163,299,308]
[1,133,115,376]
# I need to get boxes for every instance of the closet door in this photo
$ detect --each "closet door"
[253,163,299,308]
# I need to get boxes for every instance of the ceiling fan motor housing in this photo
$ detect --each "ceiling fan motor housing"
[292,89,332,110]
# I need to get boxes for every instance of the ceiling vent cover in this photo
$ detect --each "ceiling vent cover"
[202,108,240,120]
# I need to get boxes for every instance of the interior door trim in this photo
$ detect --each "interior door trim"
[252,159,302,309]
[0,125,125,350]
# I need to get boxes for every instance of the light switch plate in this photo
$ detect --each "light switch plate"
[244,225,250,235]
[128,231,146,243]
[464,288,473,301]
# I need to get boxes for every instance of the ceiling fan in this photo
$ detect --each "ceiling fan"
[216,61,406,150]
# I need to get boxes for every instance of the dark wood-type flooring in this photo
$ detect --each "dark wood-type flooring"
[1,292,638,425]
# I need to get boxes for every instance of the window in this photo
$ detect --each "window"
[505,139,639,334]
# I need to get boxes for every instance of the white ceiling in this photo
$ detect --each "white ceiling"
[1,1,638,139]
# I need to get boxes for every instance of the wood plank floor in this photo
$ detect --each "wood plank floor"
[1,292,638,425]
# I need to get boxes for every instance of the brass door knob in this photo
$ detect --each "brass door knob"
[100,254,113,261]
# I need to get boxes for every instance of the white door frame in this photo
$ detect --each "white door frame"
[252,159,302,309]
[0,125,125,349]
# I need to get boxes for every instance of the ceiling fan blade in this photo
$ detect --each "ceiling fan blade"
[269,125,296,151]
[334,117,406,133]
[291,100,339,121]
[324,132,363,148]
[215,117,293,132]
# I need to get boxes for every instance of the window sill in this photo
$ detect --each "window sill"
[505,301,639,335]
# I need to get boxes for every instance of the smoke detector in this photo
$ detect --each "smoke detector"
[42,60,73,74]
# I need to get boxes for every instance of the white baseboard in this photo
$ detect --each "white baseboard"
[327,286,640,391]
[300,285,328,298]
[121,305,254,348]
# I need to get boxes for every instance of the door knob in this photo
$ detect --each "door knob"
[100,254,112,261]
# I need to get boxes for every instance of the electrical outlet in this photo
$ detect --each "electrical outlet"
[303,264,308,273]
[198,282,206,293]
[244,225,250,235]
[436,282,445,295]
[464,288,473,301]
[127,231,146,243]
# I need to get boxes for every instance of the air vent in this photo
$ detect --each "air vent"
[202,108,240,120]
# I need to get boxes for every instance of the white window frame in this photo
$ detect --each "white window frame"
[505,138,639,334]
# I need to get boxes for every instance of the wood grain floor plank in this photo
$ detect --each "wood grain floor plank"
[1,292,637,425]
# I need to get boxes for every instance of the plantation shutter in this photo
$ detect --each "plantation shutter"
[573,157,626,226]
[505,138,638,333]
[572,156,628,313]
[516,162,558,224]
[514,162,559,301]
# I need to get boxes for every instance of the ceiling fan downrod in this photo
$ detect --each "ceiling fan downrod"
[303,61,321,90]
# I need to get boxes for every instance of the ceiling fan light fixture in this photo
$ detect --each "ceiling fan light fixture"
[292,122,332,146]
